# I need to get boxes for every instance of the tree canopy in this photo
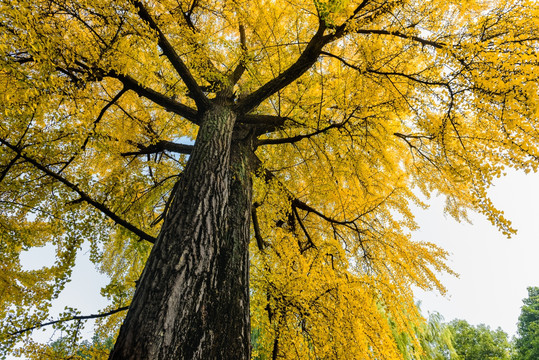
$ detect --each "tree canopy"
[0,0,538,358]
[391,311,457,360]
[448,319,513,360]
[514,287,539,360]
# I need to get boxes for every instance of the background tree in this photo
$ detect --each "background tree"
[20,334,114,360]
[0,0,537,359]
[514,287,539,360]
[392,311,457,360]
[448,320,513,360]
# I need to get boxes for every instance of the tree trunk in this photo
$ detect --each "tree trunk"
[109,105,252,359]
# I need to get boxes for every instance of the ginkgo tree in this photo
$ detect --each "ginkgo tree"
[0,0,537,359]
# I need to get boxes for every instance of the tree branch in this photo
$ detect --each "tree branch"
[234,2,438,115]
[292,204,317,253]
[181,0,199,32]
[251,205,267,251]
[331,0,370,37]
[131,0,210,110]
[8,307,129,336]
[291,198,352,227]
[257,121,345,146]
[0,154,21,184]
[94,87,129,126]
[113,73,199,124]
[252,154,358,230]
[0,138,156,244]
[121,140,194,156]
[230,24,248,85]
[60,87,128,173]
[237,114,294,136]
[235,23,330,114]
[240,114,290,126]
[321,50,451,89]
[355,29,445,49]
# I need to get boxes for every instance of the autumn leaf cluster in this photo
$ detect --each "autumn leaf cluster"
[0,0,537,358]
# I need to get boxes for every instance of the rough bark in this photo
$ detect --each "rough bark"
[109,104,253,359]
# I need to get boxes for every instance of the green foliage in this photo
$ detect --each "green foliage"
[448,319,512,360]
[514,287,539,360]
[23,334,114,360]
[393,311,457,360]
[417,313,458,360]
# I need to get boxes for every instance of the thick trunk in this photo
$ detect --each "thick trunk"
[109,105,252,359]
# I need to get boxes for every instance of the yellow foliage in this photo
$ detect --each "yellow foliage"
[0,0,537,358]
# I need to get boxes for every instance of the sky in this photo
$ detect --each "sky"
[18,243,110,346]
[14,169,539,356]
[414,169,539,337]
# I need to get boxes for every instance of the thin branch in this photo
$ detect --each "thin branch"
[0,138,156,244]
[181,0,198,32]
[292,198,352,227]
[393,132,439,168]
[131,0,210,109]
[150,178,180,227]
[355,29,445,49]
[172,1,224,91]
[322,50,447,84]
[393,132,434,141]
[60,87,128,173]
[367,70,449,88]
[0,199,67,221]
[94,87,128,126]
[257,121,345,146]
[9,307,129,337]
[234,2,442,114]
[236,3,429,114]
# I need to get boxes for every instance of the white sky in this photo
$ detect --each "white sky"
[17,244,110,346]
[14,169,539,358]
[414,169,539,338]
